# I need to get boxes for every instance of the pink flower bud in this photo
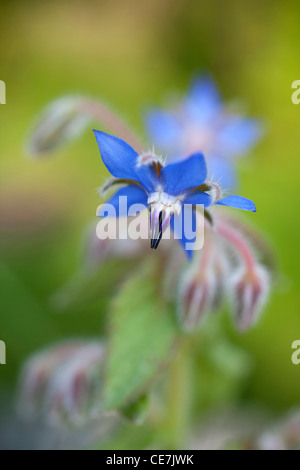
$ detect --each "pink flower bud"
[230,265,270,332]
[18,341,85,416]
[18,340,106,426]
[178,262,217,331]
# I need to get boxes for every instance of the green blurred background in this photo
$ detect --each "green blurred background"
[0,0,300,441]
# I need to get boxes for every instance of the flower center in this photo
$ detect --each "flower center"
[148,192,182,249]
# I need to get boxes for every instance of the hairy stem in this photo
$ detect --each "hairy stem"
[216,222,256,274]
[80,99,145,154]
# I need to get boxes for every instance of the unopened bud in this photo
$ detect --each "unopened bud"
[230,265,270,332]
[18,340,106,426]
[18,341,85,417]
[26,96,90,156]
[178,262,216,331]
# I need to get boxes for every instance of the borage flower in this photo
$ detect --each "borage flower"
[145,75,262,187]
[93,130,256,258]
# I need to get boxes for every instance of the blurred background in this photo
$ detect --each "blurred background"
[0,0,300,449]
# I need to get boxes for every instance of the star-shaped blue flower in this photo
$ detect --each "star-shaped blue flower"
[145,75,262,188]
[94,130,256,258]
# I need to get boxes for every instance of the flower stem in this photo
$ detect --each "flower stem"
[216,222,256,275]
[79,99,145,154]
[165,338,192,449]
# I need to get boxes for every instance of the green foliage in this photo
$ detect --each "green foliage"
[0,263,58,380]
[121,394,149,424]
[103,261,178,411]
[194,333,253,410]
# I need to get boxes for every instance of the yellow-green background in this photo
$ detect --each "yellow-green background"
[0,0,300,424]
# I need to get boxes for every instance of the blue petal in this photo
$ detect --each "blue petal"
[160,153,207,196]
[170,205,197,260]
[184,75,221,124]
[96,184,148,217]
[216,195,256,212]
[144,110,180,153]
[184,191,212,207]
[217,118,262,157]
[93,130,158,193]
[206,156,237,189]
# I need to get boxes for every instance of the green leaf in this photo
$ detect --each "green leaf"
[103,261,177,410]
[0,263,58,380]
[121,393,149,424]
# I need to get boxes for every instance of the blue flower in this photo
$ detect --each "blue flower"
[94,130,256,258]
[145,75,262,188]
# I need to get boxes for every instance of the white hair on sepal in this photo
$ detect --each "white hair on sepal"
[136,148,166,168]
